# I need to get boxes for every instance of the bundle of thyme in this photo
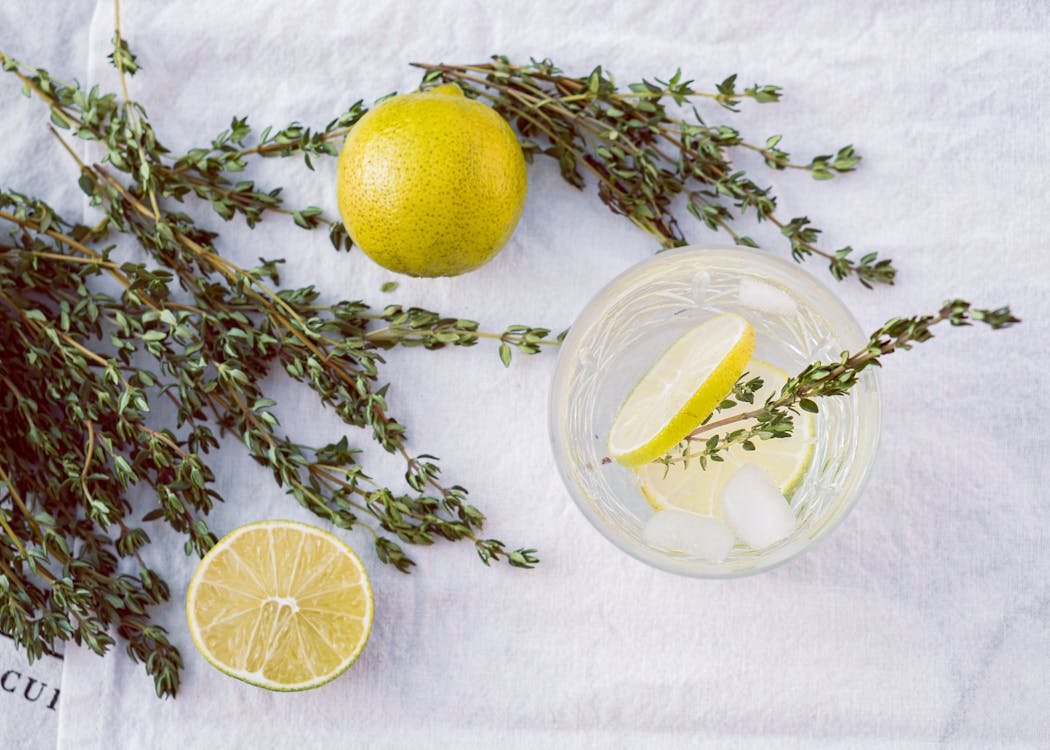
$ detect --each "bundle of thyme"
[414,58,896,287]
[0,34,554,696]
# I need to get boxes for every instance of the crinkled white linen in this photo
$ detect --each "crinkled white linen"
[0,0,1047,747]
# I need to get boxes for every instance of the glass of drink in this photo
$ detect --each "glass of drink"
[549,245,881,577]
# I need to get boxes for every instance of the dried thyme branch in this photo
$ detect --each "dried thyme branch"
[412,58,896,287]
[649,301,1019,470]
[363,307,565,366]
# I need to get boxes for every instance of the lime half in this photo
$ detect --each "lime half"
[635,359,815,516]
[186,520,374,691]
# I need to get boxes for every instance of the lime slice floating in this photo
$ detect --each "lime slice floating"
[607,313,755,467]
[186,520,374,691]
[635,359,815,516]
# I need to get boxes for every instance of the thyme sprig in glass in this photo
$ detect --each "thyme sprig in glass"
[647,301,1018,471]
[413,58,896,288]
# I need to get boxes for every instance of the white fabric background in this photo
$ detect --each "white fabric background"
[1,0,1048,747]
[0,637,62,746]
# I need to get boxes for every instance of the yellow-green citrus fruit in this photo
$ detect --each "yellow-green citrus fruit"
[185,520,373,691]
[336,84,527,277]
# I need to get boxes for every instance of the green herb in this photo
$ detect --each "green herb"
[652,301,1019,470]
[413,59,896,288]
[0,16,543,698]
[380,281,399,293]
[365,307,561,366]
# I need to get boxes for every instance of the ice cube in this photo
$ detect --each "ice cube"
[737,277,797,317]
[642,509,736,562]
[719,463,797,549]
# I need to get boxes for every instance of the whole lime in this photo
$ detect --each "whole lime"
[336,84,528,277]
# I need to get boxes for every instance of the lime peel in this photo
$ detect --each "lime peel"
[336,86,527,277]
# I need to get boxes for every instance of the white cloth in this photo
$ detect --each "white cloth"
[0,0,1047,747]
[0,637,62,748]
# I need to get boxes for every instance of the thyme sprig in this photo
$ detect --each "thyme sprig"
[652,301,1019,470]
[0,29,545,697]
[413,58,896,287]
[364,306,565,366]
